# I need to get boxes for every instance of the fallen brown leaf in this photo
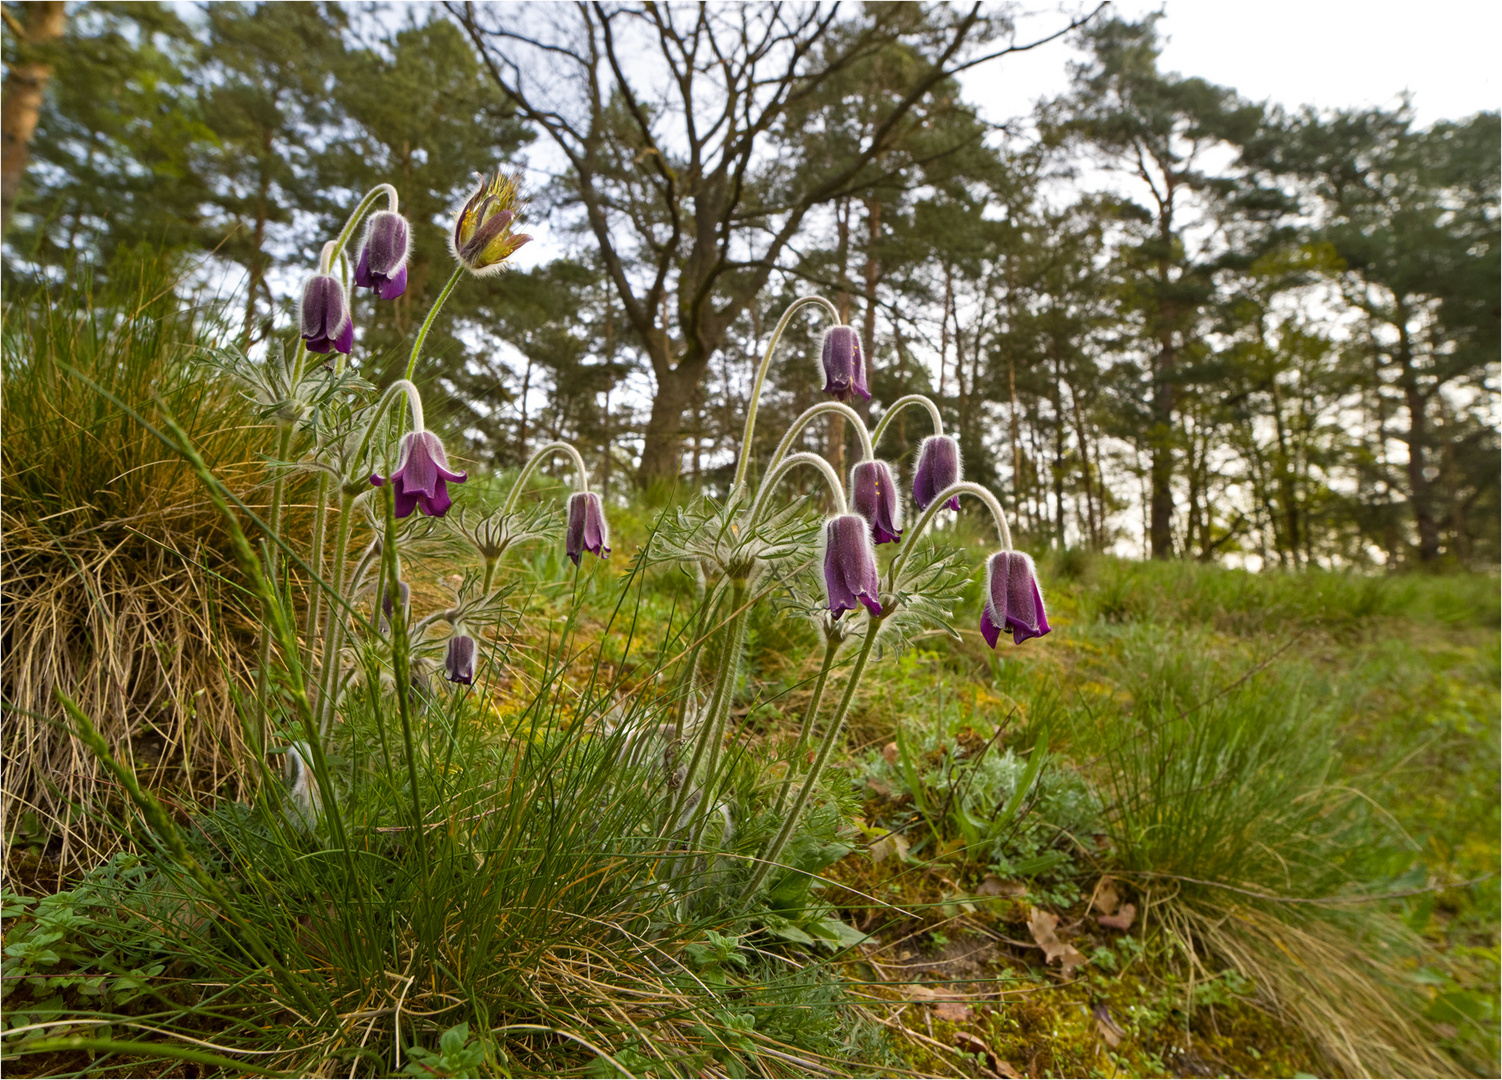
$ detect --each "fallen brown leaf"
[977,874,1026,898]
[1092,1002,1126,1048]
[934,1000,972,1023]
[954,1030,1022,1078]
[866,777,892,797]
[882,742,899,765]
[1027,907,1088,976]
[1091,875,1121,916]
[869,831,910,864]
[1097,902,1137,931]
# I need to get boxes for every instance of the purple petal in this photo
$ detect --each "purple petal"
[980,606,1001,649]
[354,248,375,289]
[377,263,407,300]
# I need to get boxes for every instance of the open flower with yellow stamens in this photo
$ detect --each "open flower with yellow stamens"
[450,168,533,276]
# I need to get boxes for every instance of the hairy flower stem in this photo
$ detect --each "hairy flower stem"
[761,402,875,484]
[868,393,944,446]
[682,593,752,868]
[254,420,296,751]
[403,265,464,383]
[379,483,426,848]
[742,618,881,903]
[673,577,726,740]
[732,296,841,496]
[888,480,1014,588]
[302,473,330,674]
[316,491,357,739]
[773,638,839,815]
[667,579,747,846]
[501,441,591,515]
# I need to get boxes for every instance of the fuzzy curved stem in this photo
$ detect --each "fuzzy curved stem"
[731,296,841,495]
[870,394,944,447]
[889,481,1013,585]
[742,617,880,902]
[773,637,839,815]
[349,380,423,486]
[747,451,848,525]
[500,441,590,515]
[763,402,874,484]
[326,183,398,270]
[404,265,465,382]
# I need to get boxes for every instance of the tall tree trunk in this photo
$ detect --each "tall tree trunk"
[1,1,67,233]
[637,351,706,485]
[1394,315,1442,562]
[1070,386,1099,549]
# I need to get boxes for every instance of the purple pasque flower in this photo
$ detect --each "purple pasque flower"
[980,551,1051,648]
[444,633,476,686]
[851,459,902,545]
[820,325,869,402]
[354,211,411,300]
[300,274,354,354]
[822,513,882,619]
[913,434,962,513]
[371,430,467,518]
[565,491,610,566]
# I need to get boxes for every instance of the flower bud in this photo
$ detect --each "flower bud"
[822,513,882,619]
[851,459,902,544]
[912,434,962,512]
[300,274,353,354]
[444,634,477,686]
[380,580,410,634]
[354,211,411,300]
[371,430,467,518]
[820,326,869,402]
[980,551,1051,648]
[565,491,610,566]
[450,168,533,276]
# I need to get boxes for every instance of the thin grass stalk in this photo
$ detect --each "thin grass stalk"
[742,617,881,901]
[302,472,330,674]
[254,420,295,752]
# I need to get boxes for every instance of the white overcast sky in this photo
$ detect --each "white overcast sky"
[965,0,1500,129]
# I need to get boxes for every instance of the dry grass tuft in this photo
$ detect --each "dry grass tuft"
[1,261,280,886]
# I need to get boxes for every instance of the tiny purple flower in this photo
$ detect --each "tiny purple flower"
[822,513,882,619]
[371,430,467,518]
[851,459,902,545]
[821,326,869,402]
[444,634,476,686]
[300,274,353,354]
[353,211,411,300]
[565,491,610,566]
[979,551,1052,648]
[913,434,962,513]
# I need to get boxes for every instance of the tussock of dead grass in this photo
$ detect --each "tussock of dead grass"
[1,262,284,885]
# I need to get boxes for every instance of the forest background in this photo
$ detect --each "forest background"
[4,0,1497,571]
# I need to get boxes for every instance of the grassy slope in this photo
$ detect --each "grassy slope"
[3,478,1497,1078]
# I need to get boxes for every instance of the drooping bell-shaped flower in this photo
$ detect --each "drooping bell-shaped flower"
[371,430,467,518]
[851,459,902,545]
[444,633,476,686]
[820,325,869,402]
[822,513,882,619]
[565,491,610,566]
[912,434,962,512]
[980,551,1051,648]
[300,274,354,354]
[354,211,411,300]
[450,168,533,276]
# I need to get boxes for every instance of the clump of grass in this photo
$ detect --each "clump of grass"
[1,259,272,885]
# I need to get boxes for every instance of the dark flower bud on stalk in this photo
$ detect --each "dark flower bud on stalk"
[451,168,533,276]
[980,551,1051,648]
[300,274,354,354]
[353,211,411,300]
[371,431,467,518]
[912,434,962,512]
[822,513,882,619]
[444,634,476,686]
[380,581,410,634]
[820,326,869,402]
[565,491,610,566]
[851,460,902,545]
